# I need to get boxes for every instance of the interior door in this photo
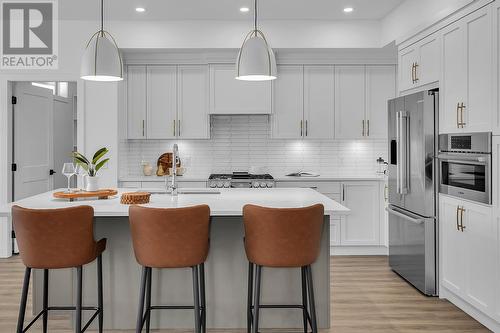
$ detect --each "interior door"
[13,82,54,200]
[303,65,334,139]
[334,66,366,139]
[53,95,74,189]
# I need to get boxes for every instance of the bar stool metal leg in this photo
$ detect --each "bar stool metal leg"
[252,265,262,333]
[43,269,49,333]
[145,267,152,333]
[306,266,318,333]
[192,266,201,333]
[136,266,147,333]
[199,263,206,333]
[301,267,309,333]
[16,267,31,333]
[97,255,104,333]
[247,262,254,333]
[75,266,83,333]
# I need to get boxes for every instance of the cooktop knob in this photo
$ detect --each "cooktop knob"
[253,182,260,188]
[209,182,216,188]
[223,181,231,188]
[216,182,224,188]
[260,182,267,188]
[266,182,274,188]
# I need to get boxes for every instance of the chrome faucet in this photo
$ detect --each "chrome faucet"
[169,144,179,196]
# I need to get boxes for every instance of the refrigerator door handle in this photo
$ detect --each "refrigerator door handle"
[386,206,424,225]
[397,111,409,195]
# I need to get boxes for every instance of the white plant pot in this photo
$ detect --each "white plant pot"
[85,176,99,192]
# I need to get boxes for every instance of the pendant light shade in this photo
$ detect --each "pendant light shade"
[236,0,277,81]
[81,0,123,82]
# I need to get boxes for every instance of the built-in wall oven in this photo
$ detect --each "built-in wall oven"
[438,132,492,205]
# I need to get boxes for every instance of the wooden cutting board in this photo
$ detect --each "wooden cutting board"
[53,189,118,202]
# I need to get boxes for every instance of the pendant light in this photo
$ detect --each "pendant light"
[235,0,277,81]
[80,0,123,81]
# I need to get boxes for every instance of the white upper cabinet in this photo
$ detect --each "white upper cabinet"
[493,1,500,134]
[340,181,381,246]
[440,195,496,317]
[209,64,272,114]
[398,34,440,92]
[177,65,210,139]
[127,66,147,139]
[335,66,366,139]
[126,65,210,140]
[272,65,304,138]
[147,66,177,139]
[365,66,396,139]
[440,7,493,133]
[304,65,335,139]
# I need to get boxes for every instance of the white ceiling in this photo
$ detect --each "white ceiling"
[59,0,404,21]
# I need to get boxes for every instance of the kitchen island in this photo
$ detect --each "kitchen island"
[0,188,349,330]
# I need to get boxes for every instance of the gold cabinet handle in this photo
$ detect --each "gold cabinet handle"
[142,120,145,137]
[456,206,460,231]
[300,120,303,137]
[411,63,415,83]
[460,206,466,232]
[178,119,181,137]
[456,103,460,128]
[362,120,365,136]
[173,119,176,137]
[460,103,466,128]
[367,120,370,136]
[305,120,308,137]
[414,63,419,82]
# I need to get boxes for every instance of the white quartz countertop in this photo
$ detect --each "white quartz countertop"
[0,188,350,217]
[119,174,386,183]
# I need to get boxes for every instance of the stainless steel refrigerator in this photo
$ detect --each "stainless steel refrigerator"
[387,89,438,296]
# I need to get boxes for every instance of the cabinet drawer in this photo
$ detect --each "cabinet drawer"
[276,181,341,194]
[120,181,141,188]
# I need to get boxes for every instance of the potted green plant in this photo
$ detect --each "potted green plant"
[72,147,109,191]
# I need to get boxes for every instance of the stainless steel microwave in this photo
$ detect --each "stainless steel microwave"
[438,132,491,205]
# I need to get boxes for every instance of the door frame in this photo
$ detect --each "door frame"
[0,75,84,258]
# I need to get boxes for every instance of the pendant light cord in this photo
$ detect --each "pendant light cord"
[254,0,257,35]
[100,0,104,35]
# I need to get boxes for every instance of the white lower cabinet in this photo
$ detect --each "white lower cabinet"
[440,195,496,318]
[276,180,385,253]
[340,182,381,246]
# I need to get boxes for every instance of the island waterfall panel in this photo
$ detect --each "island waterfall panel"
[32,216,331,329]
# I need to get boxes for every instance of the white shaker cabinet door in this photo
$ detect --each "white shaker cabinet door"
[272,65,304,138]
[127,66,147,139]
[440,195,466,295]
[303,65,335,139]
[463,8,493,133]
[365,65,396,139]
[440,22,466,134]
[398,46,418,92]
[177,65,210,139]
[334,66,366,139]
[147,66,177,139]
[209,64,271,114]
[462,201,495,316]
[417,34,440,86]
[340,182,380,246]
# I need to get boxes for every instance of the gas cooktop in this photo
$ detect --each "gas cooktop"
[208,172,275,188]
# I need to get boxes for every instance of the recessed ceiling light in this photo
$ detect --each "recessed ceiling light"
[240,7,250,12]
[135,7,146,13]
[343,7,354,13]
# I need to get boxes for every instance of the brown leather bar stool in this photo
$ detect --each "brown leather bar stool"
[12,205,106,333]
[129,205,210,333]
[243,204,324,333]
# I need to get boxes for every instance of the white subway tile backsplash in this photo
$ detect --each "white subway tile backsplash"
[119,115,388,178]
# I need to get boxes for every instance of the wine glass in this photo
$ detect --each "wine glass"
[62,163,76,193]
[75,164,87,191]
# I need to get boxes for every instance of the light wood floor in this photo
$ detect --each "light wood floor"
[0,255,490,332]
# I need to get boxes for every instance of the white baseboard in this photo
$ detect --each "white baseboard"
[0,217,12,258]
[440,286,500,332]
[330,245,388,256]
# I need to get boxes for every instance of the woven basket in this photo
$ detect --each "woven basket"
[120,192,151,205]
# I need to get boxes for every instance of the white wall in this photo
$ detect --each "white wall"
[381,0,475,45]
